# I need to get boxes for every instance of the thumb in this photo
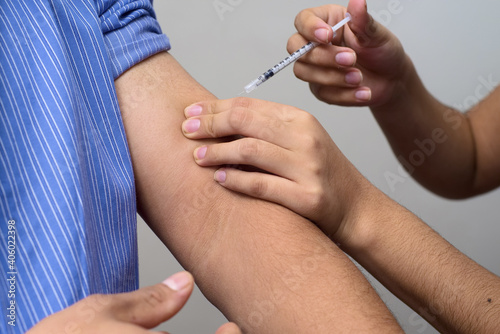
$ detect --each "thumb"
[113,271,194,329]
[216,322,243,334]
[293,5,347,44]
[346,0,392,47]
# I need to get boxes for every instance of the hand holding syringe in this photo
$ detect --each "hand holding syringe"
[242,13,351,94]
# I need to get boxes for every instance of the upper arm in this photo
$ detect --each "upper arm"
[114,52,402,333]
[467,85,500,193]
[115,52,232,268]
[115,52,222,267]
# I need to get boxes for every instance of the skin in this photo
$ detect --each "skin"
[28,51,404,333]
[182,98,364,239]
[28,1,500,332]
[180,1,500,332]
[287,0,500,198]
[113,52,402,333]
[27,271,241,334]
[183,95,500,334]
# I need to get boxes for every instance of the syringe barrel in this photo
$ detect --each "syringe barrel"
[242,14,349,94]
[270,41,317,75]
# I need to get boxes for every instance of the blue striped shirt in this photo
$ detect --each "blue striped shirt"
[0,1,169,332]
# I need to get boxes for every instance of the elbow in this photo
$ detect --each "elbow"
[405,170,479,200]
[418,177,493,200]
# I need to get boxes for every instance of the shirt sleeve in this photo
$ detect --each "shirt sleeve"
[98,0,170,79]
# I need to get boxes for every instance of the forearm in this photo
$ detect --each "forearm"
[370,59,477,198]
[115,52,402,333]
[345,188,500,333]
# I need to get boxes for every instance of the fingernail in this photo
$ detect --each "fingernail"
[195,146,207,160]
[214,169,226,183]
[314,28,330,43]
[335,52,356,66]
[355,88,372,101]
[345,71,362,85]
[185,104,202,117]
[163,271,192,291]
[183,119,200,133]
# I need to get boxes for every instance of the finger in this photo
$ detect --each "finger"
[90,322,153,334]
[215,322,242,334]
[214,168,302,207]
[294,5,347,44]
[193,138,299,179]
[182,98,299,147]
[294,62,362,88]
[345,0,393,48]
[182,110,279,143]
[287,35,357,69]
[101,323,172,334]
[113,271,194,329]
[184,97,261,118]
[309,83,371,106]
[186,97,297,119]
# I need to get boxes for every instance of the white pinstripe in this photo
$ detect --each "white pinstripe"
[0,0,169,332]
[3,3,87,293]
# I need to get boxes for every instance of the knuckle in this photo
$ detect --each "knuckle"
[237,139,260,160]
[228,107,253,131]
[294,8,309,29]
[206,144,222,164]
[302,133,322,153]
[324,4,342,14]
[304,184,327,216]
[231,96,253,110]
[248,178,269,198]
[126,285,170,322]
[122,286,168,323]
[293,62,308,80]
[267,116,284,132]
[206,100,218,114]
[299,109,318,124]
[309,82,321,97]
[287,36,298,54]
[309,159,323,177]
[141,286,167,309]
[204,115,218,137]
[311,84,334,105]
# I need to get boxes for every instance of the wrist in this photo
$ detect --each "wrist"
[333,183,400,256]
[370,55,420,113]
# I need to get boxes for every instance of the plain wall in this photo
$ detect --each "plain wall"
[138,1,500,333]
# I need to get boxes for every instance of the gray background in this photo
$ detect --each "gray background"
[138,1,500,333]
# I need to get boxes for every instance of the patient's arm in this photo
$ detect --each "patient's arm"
[114,52,403,333]
[176,96,500,333]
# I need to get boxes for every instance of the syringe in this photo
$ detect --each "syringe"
[242,13,351,94]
